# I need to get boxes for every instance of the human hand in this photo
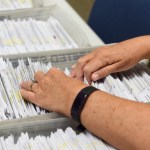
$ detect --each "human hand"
[20,68,87,117]
[71,37,147,84]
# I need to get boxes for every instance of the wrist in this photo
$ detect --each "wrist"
[63,80,87,117]
[133,36,150,60]
[71,86,98,123]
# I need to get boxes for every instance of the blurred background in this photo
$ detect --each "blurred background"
[67,0,95,22]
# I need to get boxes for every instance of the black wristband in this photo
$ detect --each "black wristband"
[71,86,98,123]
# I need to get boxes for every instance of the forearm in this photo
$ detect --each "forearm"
[80,91,150,150]
[122,35,150,60]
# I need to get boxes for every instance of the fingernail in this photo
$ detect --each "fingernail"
[68,74,72,77]
[92,73,99,81]
[70,70,75,77]
[71,64,76,69]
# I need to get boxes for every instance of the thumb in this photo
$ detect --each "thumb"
[91,63,121,81]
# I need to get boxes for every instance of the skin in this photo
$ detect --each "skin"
[71,36,150,84]
[21,36,150,150]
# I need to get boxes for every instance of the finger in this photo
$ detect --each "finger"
[83,58,107,84]
[34,71,45,83]
[20,81,38,92]
[83,68,91,85]
[91,62,123,81]
[69,65,76,78]
[75,69,84,81]
[76,53,93,68]
[46,67,64,78]
[20,81,32,91]
[74,54,94,80]
[20,89,37,104]
[71,64,76,69]
[70,66,83,80]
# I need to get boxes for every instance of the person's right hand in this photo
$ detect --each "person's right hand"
[71,36,149,84]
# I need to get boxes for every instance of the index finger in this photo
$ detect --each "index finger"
[76,53,94,70]
[71,53,94,79]
[20,89,37,104]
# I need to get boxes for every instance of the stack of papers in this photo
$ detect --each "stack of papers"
[0,0,33,10]
[0,17,78,55]
[0,59,149,150]
[0,127,116,150]
[92,63,150,103]
[0,58,51,120]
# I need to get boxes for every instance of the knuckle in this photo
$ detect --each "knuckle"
[34,71,45,82]
[32,83,38,91]
[77,58,85,65]
[47,68,58,77]
[76,72,83,78]
[41,77,49,85]
[98,50,105,56]
[94,54,103,62]
[98,69,108,79]
[102,68,109,76]
[48,67,57,73]
[83,66,90,74]
[96,55,109,66]
[77,58,87,66]
[34,71,40,79]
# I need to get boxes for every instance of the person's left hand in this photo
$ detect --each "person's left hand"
[20,68,87,117]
